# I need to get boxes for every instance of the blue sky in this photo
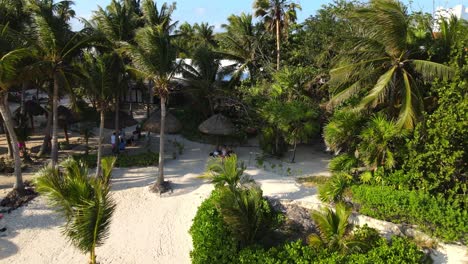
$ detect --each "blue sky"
[71,0,466,30]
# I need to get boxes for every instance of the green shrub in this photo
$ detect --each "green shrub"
[329,154,359,173]
[73,151,159,168]
[404,80,467,201]
[189,189,240,264]
[350,185,468,242]
[237,236,426,264]
[319,173,351,203]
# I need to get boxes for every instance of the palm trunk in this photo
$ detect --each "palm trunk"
[114,95,119,131]
[38,108,52,156]
[95,108,105,178]
[20,83,26,117]
[0,93,24,191]
[51,72,60,167]
[3,122,13,158]
[276,18,281,71]
[155,96,166,188]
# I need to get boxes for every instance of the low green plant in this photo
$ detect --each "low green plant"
[319,173,352,203]
[350,185,468,242]
[329,154,359,173]
[189,189,238,264]
[216,184,280,247]
[309,203,365,254]
[35,157,116,264]
[206,155,252,191]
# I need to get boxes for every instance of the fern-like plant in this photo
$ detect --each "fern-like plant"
[35,157,117,264]
[308,203,365,254]
[206,155,252,191]
[319,173,352,203]
[215,184,272,247]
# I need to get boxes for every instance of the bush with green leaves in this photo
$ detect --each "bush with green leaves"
[329,154,358,173]
[318,172,352,203]
[189,189,239,264]
[403,79,467,201]
[237,235,426,264]
[35,157,116,264]
[323,109,365,154]
[216,184,281,247]
[350,185,468,243]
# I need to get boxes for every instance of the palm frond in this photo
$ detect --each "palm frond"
[411,59,454,81]
[359,66,396,108]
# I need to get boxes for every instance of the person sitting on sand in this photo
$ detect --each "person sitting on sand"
[221,145,228,157]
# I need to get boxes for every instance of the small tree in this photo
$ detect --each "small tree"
[308,203,365,254]
[35,157,116,264]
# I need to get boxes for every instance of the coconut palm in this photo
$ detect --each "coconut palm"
[0,24,31,191]
[91,0,141,131]
[121,0,178,193]
[27,0,91,167]
[328,0,453,129]
[193,22,217,47]
[253,0,301,70]
[219,13,266,82]
[35,157,116,264]
[180,45,223,116]
[309,203,365,253]
[78,52,122,177]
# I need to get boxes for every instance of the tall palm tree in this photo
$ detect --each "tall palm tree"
[35,157,116,264]
[27,0,90,167]
[327,0,453,129]
[180,46,223,116]
[193,22,217,47]
[253,0,301,70]
[219,13,266,82]
[121,0,178,193]
[78,52,121,177]
[0,24,31,191]
[91,0,141,131]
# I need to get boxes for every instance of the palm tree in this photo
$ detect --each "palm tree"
[193,22,217,47]
[91,0,141,131]
[27,0,90,167]
[121,0,178,193]
[0,24,31,191]
[327,0,453,129]
[206,155,251,192]
[35,157,116,264]
[357,114,407,171]
[78,52,121,177]
[253,0,301,70]
[180,45,223,116]
[216,184,269,247]
[308,203,364,253]
[323,109,366,155]
[219,13,266,82]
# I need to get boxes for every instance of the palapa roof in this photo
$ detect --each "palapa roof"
[198,114,234,136]
[143,110,182,134]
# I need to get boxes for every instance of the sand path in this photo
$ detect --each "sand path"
[0,135,331,264]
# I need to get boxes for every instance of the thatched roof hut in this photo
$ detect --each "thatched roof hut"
[198,114,234,136]
[143,110,182,134]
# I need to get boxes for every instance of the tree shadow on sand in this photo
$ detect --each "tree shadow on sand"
[0,204,64,260]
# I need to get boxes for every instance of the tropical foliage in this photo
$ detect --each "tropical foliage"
[35,157,117,263]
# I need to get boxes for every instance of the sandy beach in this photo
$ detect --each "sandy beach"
[0,135,466,264]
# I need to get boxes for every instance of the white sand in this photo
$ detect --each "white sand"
[0,135,466,264]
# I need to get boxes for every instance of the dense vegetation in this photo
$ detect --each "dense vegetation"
[190,156,428,263]
[1,0,466,260]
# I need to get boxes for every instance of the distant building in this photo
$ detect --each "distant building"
[433,4,468,32]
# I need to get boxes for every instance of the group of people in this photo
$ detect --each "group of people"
[210,145,234,158]
[111,125,142,154]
